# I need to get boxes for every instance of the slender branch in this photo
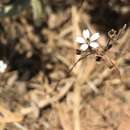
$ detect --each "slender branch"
[68,53,92,74]
[54,53,91,88]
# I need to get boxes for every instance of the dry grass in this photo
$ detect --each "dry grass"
[0,0,130,130]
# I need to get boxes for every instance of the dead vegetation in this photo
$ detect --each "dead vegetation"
[0,0,130,130]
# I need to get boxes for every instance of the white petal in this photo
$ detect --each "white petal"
[75,36,86,44]
[90,33,100,41]
[83,29,90,39]
[90,42,99,48]
[0,62,7,73]
[80,44,88,51]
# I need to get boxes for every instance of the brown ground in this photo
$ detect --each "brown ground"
[0,0,130,130]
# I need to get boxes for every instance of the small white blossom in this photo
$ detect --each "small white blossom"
[75,29,100,51]
[0,60,7,73]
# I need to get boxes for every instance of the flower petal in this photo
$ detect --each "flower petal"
[0,60,7,73]
[83,29,90,39]
[90,42,99,48]
[75,36,86,44]
[90,33,100,41]
[80,44,88,51]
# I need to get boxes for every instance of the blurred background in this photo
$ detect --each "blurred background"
[0,0,130,130]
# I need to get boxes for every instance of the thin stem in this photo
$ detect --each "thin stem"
[55,53,92,88]
[68,53,92,74]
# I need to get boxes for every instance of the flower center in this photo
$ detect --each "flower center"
[86,38,90,44]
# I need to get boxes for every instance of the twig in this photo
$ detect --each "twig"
[13,123,28,130]
[37,78,75,108]
[55,103,73,130]
[73,83,81,130]
[0,105,23,123]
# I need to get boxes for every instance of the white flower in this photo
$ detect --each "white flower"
[0,60,7,73]
[75,29,100,51]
